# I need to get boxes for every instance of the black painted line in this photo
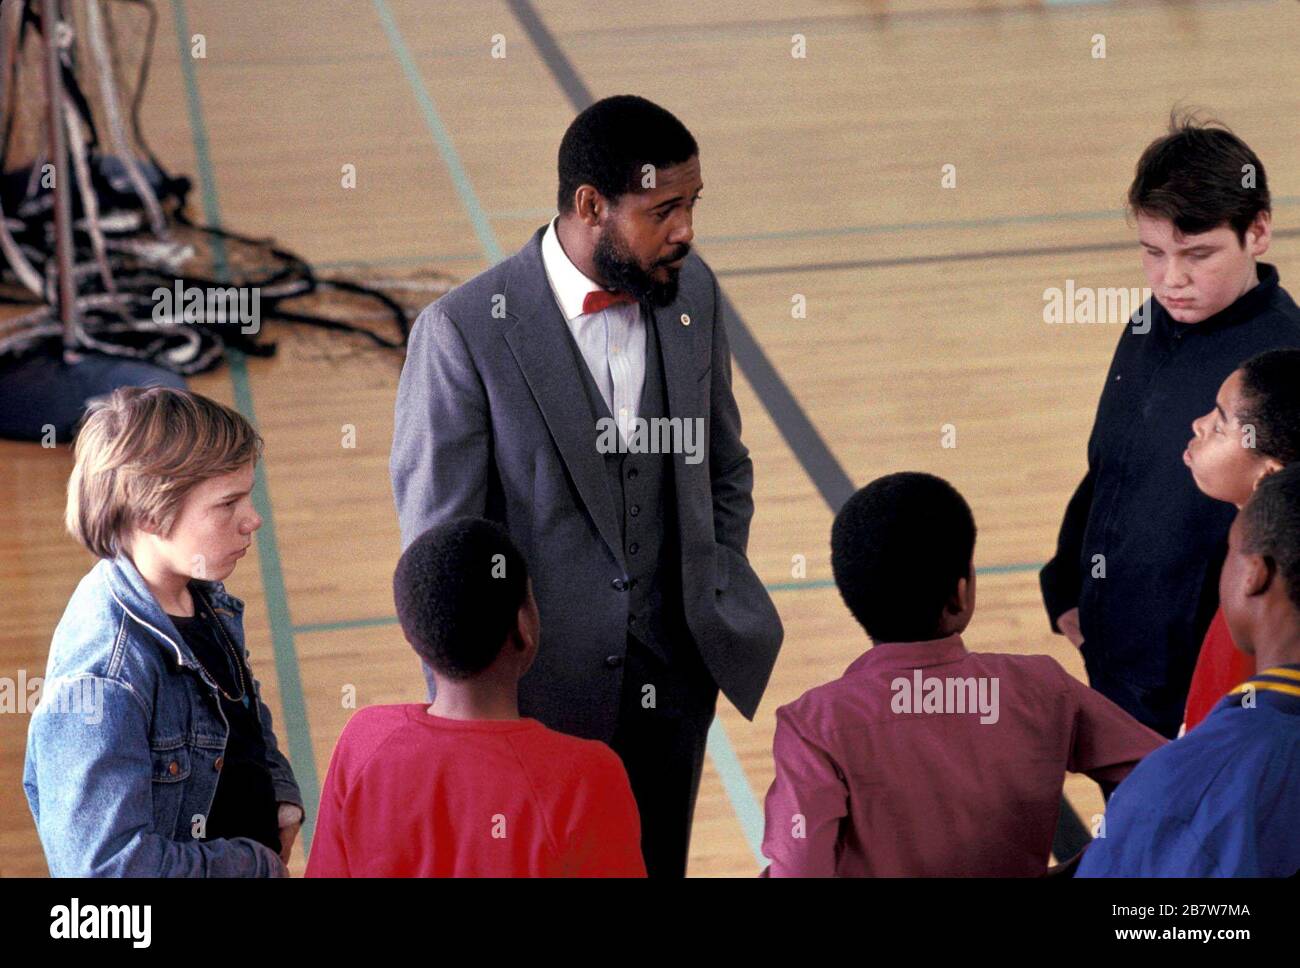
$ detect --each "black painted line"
[714,227,1300,278]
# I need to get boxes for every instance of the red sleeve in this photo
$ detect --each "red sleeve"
[562,747,646,877]
[304,727,354,877]
[1183,609,1254,732]
[1063,665,1166,783]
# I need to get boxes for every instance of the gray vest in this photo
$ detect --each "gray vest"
[566,313,686,664]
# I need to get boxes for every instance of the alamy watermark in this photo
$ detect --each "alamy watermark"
[1,671,104,726]
[152,281,261,335]
[890,670,1000,724]
[50,898,150,948]
[1043,281,1153,334]
[596,416,704,465]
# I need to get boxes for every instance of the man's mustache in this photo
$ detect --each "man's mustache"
[658,246,691,266]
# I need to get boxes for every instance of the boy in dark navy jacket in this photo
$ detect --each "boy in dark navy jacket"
[1041,116,1300,738]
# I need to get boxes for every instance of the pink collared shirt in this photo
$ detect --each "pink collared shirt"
[761,635,1165,877]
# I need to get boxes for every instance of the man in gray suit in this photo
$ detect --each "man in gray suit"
[390,95,783,877]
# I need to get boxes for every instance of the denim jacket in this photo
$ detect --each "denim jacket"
[23,555,302,876]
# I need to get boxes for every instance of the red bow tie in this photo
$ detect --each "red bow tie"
[582,289,637,315]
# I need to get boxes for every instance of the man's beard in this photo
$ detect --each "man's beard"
[592,223,688,308]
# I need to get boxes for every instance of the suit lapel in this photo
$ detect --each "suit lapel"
[649,286,704,577]
[649,287,701,425]
[504,229,624,566]
[502,228,707,568]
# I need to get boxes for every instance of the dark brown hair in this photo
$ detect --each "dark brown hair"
[1128,110,1269,243]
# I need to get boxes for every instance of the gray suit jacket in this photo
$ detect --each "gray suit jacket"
[390,225,783,742]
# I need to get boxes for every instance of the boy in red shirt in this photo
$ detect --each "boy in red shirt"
[1181,348,1300,731]
[306,518,645,877]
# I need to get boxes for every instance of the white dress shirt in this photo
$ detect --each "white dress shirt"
[540,217,646,442]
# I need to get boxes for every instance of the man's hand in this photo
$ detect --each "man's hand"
[1057,607,1084,649]
[278,802,304,867]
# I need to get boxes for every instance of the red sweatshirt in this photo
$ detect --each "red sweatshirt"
[1182,607,1255,733]
[305,704,646,877]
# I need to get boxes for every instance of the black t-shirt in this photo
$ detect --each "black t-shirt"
[170,589,281,854]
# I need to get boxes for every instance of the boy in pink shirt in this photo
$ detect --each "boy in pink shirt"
[306,518,645,877]
[762,473,1165,876]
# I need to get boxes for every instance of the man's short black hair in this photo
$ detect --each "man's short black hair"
[1128,110,1269,243]
[557,95,698,214]
[1240,463,1300,614]
[831,472,977,643]
[1238,349,1300,465]
[393,518,529,679]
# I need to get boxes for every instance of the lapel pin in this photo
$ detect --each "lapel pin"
[680,313,691,326]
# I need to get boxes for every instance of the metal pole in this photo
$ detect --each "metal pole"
[41,0,78,360]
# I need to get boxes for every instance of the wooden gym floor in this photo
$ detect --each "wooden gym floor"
[2,0,1298,876]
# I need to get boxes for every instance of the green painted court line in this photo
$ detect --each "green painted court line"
[224,356,320,852]
[765,578,835,594]
[707,718,768,867]
[372,0,503,265]
[293,615,403,636]
[293,562,1047,634]
[172,0,321,852]
[705,721,765,869]
[974,561,1044,576]
[171,1,225,272]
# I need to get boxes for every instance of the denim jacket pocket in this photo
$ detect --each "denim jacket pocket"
[150,743,190,782]
[149,742,191,836]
